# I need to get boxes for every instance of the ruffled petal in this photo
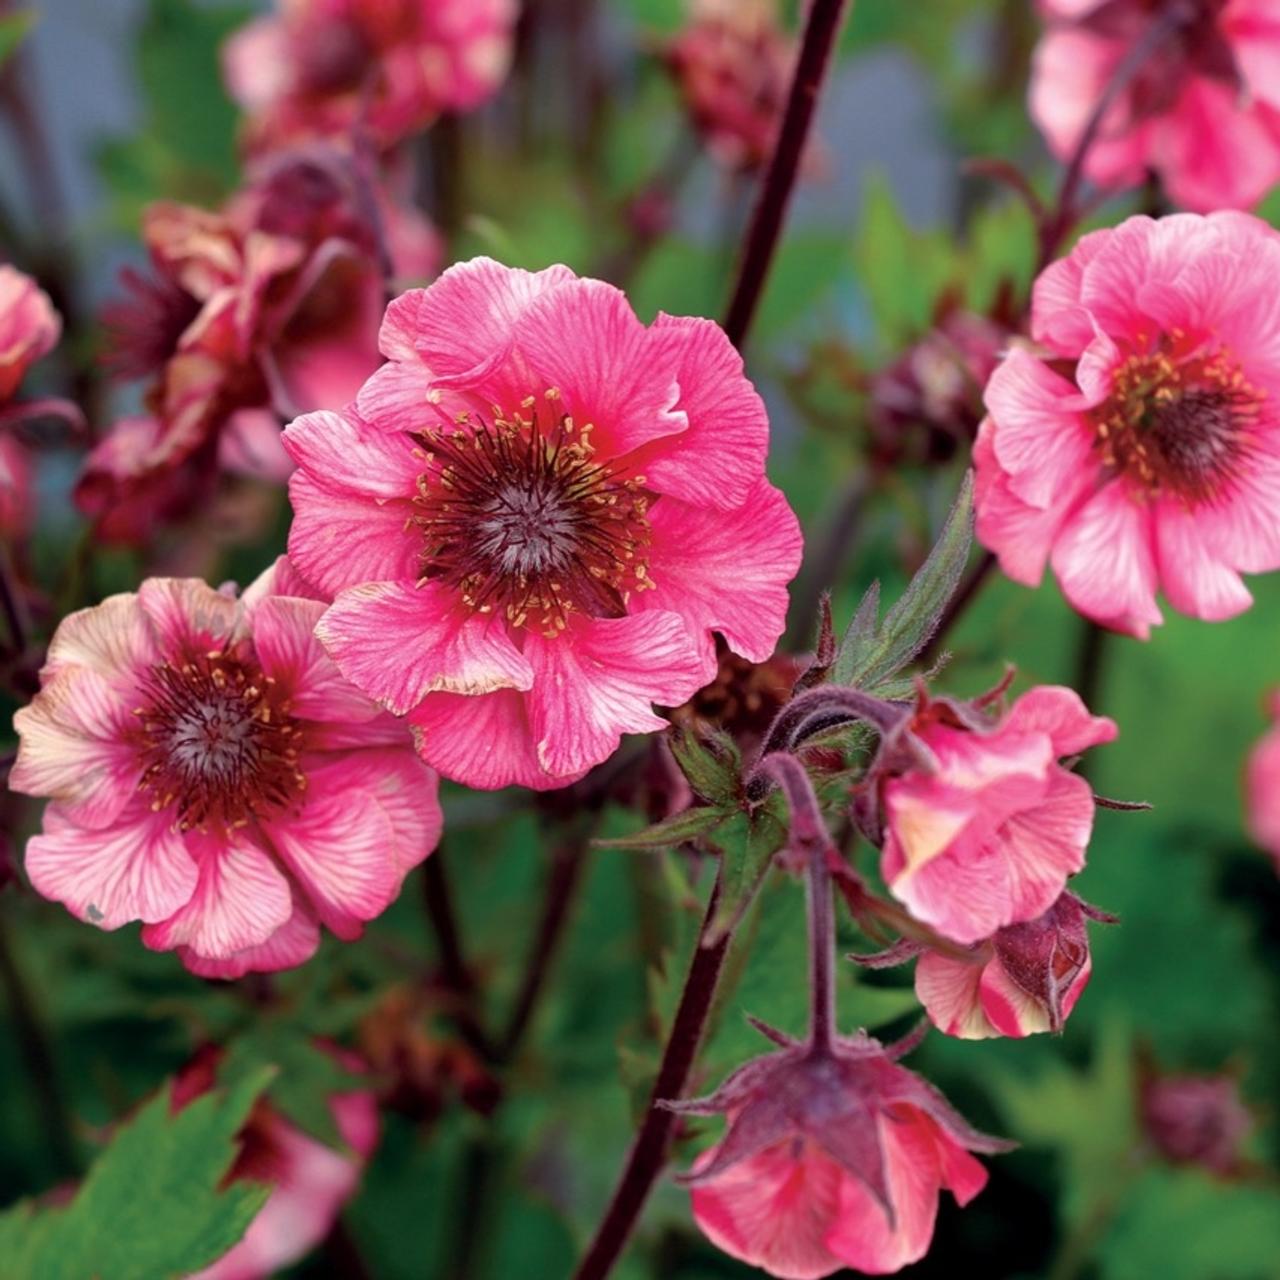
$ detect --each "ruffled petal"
[316,581,534,715]
[282,407,422,498]
[1001,685,1118,757]
[41,593,158,682]
[1154,498,1255,622]
[179,895,321,979]
[136,578,244,654]
[407,687,550,790]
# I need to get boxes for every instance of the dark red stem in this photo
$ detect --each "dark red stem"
[722,0,853,348]
[571,877,731,1280]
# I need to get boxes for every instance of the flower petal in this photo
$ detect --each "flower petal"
[179,895,321,979]
[915,952,997,1040]
[407,687,549,790]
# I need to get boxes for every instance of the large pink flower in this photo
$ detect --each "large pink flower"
[1246,690,1280,871]
[173,1047,380,1280]
[681,1031,1009,1278]
[9,557,441,977]
[223,0,517,151]
[0,264,59,403]
[283,257,803,790]
[1030,0,1280,211]
[975,212,1280,637]
[880,686,1116,946]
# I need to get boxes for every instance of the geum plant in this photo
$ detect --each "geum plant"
[1,0,1279,1276]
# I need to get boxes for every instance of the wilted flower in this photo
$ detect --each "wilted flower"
[223,0,517,151]
[9,557,442,976]
[675,1026,1011,1278]
[0,265,60,404]
[1030,0,1280,212]
[866,307,1009,469]
[974,212,1280,637]
[879,685,1116,946]
[1246,691,1280,871]
[663,0,798,171]
[1140,1064,1253,1176]
[857,891,1115,1039]
[175,1047,379,1280]
[284,257,803,790]
[86,150,438,525]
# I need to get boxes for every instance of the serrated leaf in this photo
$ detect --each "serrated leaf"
[836,472,974,690]
[705,804,788,945]
[594,804,729,852]
[0,11,34,68]
[0,1067,274,1279]
[668,726,742,806]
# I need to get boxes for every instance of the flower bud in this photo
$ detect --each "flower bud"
[1140,1067,1253,1177]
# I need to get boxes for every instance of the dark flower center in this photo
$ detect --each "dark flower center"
[1091,339,1263,501]
[101,267,202,382]
[134,648,305,831]
[412,391,654,636]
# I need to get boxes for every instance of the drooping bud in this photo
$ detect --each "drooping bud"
[670,1025,1012,1277]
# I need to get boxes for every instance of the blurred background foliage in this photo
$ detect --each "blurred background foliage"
[0,0,1277,1277]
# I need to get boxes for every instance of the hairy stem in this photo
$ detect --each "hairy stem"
[572,876,731,1280]
[722,0,854,348]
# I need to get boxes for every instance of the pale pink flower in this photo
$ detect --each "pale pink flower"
[9,557,441,977]
[173,1047,379,1280]
[974,212,1280,637]
[223,0,517,151]
[680,1029,1010,1278]
[283,257,803,790]
[86,150,437,526]
[1030,0,1280,212]
[1246,691,1280,870]
[907,892,1111,1039]
[665,0,798,172]
[0,264,59,403]
[879,686,1116,946]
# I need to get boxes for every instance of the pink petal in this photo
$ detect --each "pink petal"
[524,612,709,781]
[241,555,328,607]
[1050,480,1162,637]
[984,350,1094,509]
[934,1128,990,1207]
[141,828,292,958]
[282,408,423,499]
[261,785,399,938]
[626,314,768,509]
[353,360,441,435]
[11,667,140,829]
[1002,685,1118,757]
[26,802,198,930]
[977,955,1053,1038]
[316,580,534,715]
[408,687,551,790]
[915,951,997,1039]
[510,277,687,462]
[41,594,158,681]
[635,478,802,665]
[136,578,243,654]
[286,471,420,602]
[377,258,574,369]
[824,1113,943,1275]
[1194,454,1280,576]
[691,1143,845,1280]
[249,595,381,724]
[1153,498,1255,622]
[179,895,321,979]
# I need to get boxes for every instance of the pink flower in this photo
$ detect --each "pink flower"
[173,1047,379,1280]
[9,556,441,977]
[664,0,798,171]
[223,0,517,151]
[87,150,437,526]
[1030,0,1280,212]
[974,212,1280,637]
[879,686,1116,946]
[1246,691,1280,870]
[677,1028,1011,1278]
[859,891,1114,1039]
[283,257,803,790]
[0,264,60,403]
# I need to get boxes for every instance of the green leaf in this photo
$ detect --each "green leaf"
[668,726,742,806]
[705,804,788,945]
[0,11,34,68]
[0,1067,273,1279]
[834,471,974,689]
[594,804,729,853]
